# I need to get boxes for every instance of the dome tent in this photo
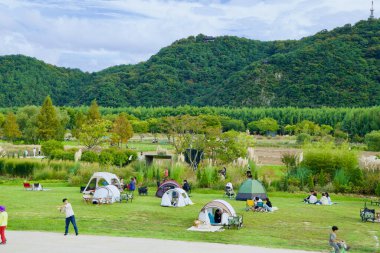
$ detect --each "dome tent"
[92,185,121,204]
[198,199,236,225]
[83,172,121,194]
[156,180,181,198]
[235,179,267,201]
[161,188,193,207]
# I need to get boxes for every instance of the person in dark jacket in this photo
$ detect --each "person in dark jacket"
[214,209,222,223]
[182,180,191,193]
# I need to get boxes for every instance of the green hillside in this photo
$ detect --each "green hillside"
[0,19,379,107]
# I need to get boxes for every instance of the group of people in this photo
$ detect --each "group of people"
[304,190,332,205]
[252,196,273,212]
[120,177,137,192]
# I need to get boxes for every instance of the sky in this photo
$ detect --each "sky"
[0,0,376,72]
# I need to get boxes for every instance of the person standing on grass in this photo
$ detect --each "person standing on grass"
[60,199,78,236]
[0,206,8,245]
[329,226,350,252]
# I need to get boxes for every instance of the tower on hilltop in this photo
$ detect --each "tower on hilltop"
[369,0,375,19]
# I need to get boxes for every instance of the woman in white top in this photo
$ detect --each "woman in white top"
[320,193,329,205]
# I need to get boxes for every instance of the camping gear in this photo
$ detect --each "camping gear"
[33,183,43,191]
[225,184,235,199]
[120,192,133,203]
[161,188,193,207]
[83,172,122,194]
[236,179,267,201]
[138,186,148,195]
[155,180,181,198]
[23,182,33,190]
[360,202,375,222]
[92,185,120,204]
[226,215,243,229]
[198,199,239,226]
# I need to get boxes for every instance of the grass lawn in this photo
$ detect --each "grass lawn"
[1,184,379,252]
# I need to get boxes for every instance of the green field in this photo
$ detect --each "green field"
[1,183,379,252]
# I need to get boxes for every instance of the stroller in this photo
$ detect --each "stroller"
[360,202,375,222]
[225,183,235,199]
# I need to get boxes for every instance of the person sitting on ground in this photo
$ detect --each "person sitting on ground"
[308,192,320,204]
[263,197,273,212]
[214,209,222,224]
[304,190,315,203]
[182,180,191,193]
[254,196,263,210]
[326,192,332,205]
[329,226,350,252]
[320,193,329,205]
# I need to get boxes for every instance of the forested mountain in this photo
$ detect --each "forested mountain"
[0,19,379,107]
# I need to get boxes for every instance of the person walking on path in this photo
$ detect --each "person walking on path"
[59,199,78,236]
[0,206,8,245]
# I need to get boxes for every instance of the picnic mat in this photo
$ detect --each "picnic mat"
[187,225,224,232]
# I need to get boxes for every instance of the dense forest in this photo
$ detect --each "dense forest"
[0,19,379,107]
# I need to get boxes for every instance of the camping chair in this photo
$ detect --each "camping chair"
[245,199,254,211]
[224,186,235,199]
[225,215,243,229]
[23,182,33,190]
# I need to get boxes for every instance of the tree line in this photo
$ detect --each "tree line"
[0,103,379,144]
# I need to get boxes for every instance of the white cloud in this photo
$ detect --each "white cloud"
[0,0,374,71]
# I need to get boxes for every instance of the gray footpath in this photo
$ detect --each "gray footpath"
[3,231,321,253]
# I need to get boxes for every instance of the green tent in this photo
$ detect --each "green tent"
[236,179,267,201]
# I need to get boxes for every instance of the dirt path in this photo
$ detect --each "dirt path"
[4,231,320,253]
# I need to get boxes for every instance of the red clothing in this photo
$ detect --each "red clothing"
[164,169,169,178]
[0,226,6,243]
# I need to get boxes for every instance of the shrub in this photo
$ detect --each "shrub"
[41,140,64,156]
[81,151,99,163]
[375,184,380,196]
[50,149,75,161]
[365,131,380,151]
[99,149,137,167]
[297,133,311,144]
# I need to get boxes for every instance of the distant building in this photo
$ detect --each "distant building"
[203,36,215,42]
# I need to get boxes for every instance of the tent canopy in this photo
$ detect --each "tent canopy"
[92,185,120,204]
[83,172,121,193]
[161,188,193,207]
[155,180,181,198]
[198,199,236,225]
[235,179,267,201]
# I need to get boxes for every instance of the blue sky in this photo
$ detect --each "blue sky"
[0,0,375,72]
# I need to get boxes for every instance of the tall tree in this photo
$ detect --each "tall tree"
[37,96,60,140]
[2,112,22,142]
[79,119,111,149]
[87,99,101,122]
[111,113,134,147]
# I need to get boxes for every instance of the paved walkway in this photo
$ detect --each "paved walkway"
[3,231,320,253]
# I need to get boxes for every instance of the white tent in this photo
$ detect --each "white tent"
[161,188,193,207]
[198,199,236,225]
[92,185,120,204]
[83,172,121,194]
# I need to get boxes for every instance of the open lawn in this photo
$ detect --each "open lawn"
[0,183,379,252]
